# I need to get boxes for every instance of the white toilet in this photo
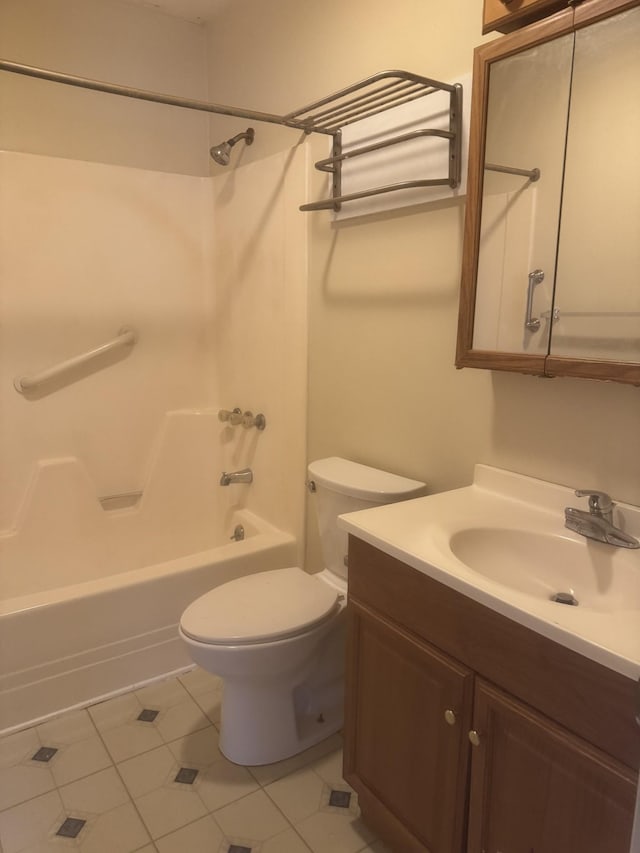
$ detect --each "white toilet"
[179,457,426,765]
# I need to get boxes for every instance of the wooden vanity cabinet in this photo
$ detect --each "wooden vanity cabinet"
[344,536,639,853]
[468,681,636,853]
[482,0,567,33]
[345,599,473,852]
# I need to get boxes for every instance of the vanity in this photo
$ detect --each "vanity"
[339,466,640,852]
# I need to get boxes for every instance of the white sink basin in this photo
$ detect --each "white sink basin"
[338,464,640,679]
[448,527,640,613]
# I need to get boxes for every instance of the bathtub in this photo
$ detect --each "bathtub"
[0,509,296,734]
[0,411,299,733]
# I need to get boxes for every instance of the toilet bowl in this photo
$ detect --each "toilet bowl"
[179,457,426,766]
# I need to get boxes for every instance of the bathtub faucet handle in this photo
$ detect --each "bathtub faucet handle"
[241,411,267,430]
[218,408,243,425]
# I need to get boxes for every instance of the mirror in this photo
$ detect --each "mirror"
[456,0,640,384]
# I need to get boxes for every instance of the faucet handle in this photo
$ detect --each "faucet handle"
[574,489,614,517]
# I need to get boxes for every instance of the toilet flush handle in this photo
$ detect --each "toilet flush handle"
[307,480,317,493]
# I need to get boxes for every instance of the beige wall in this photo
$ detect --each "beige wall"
[205,0,640,570]
[0,0,209,174]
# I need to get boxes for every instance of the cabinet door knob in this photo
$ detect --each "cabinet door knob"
[468,729,481,746]
[444,709,457,726]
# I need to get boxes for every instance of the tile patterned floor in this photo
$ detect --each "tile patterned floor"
[0,668,393,853]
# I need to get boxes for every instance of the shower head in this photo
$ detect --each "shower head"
[210,127,255,166]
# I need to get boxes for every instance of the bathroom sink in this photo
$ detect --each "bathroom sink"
[338,464,640,678]
[448,527,640,613]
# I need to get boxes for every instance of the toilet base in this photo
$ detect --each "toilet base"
[218,675,344,766]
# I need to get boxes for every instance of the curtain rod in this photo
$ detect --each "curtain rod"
[0,58,302,129]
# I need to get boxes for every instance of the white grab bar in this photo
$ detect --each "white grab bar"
[14,326,137,394]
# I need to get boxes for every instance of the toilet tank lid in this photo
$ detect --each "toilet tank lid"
[308,457,426,501]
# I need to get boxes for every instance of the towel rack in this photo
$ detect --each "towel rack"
[295,71,463,212]
[14,327,137,393]
[0,60,463,215]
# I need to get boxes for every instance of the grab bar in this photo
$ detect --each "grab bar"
[14,326,137,394]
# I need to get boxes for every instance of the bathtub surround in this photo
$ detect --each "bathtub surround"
[0,146,307,542]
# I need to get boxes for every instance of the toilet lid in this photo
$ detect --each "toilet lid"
[180,567,340,645]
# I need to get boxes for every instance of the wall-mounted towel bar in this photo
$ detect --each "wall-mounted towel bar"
[14,326,137,394]
[485,162,540,182]
[0,60,462,215]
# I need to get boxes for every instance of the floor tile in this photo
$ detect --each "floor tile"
[165,724,222,767]
[117,744,209,838]
[0,789,63,853]
[58,766,130,814]
[154,814,224,853]
[261,828,314,852]
[0,672,375,853]
[247,733,343,787]
[178,667,224,724]
[55,767,152,852]
[77,802,152,853]
[88,679,210,763]
[117,744,182,799]
[294,809,377,853]
[265,766,326,824]
[309,747,347,787]
[89,693,165,763]
[359,841,395,852]
[195,756,260,813]
[132,783,209,840]
[213,789,290,845]
[0,754,56,812]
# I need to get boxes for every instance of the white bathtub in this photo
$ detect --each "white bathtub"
[0,411,300,733]
[0,509,296,733]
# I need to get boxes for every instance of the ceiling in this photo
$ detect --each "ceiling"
[122,0,231,24]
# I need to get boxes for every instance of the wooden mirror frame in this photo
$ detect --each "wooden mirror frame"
[456,0,640,385]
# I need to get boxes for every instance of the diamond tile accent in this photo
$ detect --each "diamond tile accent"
[56,816,86,838]
[137,708,160,723]
[228,845,252,853]
[31,746,58,763]
[174,767,199,785]
[328,789,352,809]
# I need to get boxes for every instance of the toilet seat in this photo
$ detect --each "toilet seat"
[180,567,340,646]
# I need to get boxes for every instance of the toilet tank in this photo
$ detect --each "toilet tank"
[307,457,427,581]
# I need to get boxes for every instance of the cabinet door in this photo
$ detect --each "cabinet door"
[467,680,637,853]
[344,600,473,853]
[482,0,566,33]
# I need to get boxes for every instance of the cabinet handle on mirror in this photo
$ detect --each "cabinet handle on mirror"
[468,729,481,746]
[525,269,545,332]
[444,709,457,726]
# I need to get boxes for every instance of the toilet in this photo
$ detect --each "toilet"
[179,457,426,765]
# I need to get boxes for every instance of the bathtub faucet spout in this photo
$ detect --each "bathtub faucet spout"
[220,468,253,486]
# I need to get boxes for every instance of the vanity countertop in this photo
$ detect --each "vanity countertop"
[339,464,640,680]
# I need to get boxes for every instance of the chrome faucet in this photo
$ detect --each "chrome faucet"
[564,489,639,549]
[219,467,253,486]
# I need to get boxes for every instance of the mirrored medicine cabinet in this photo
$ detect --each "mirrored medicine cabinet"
[456,0,640,385]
